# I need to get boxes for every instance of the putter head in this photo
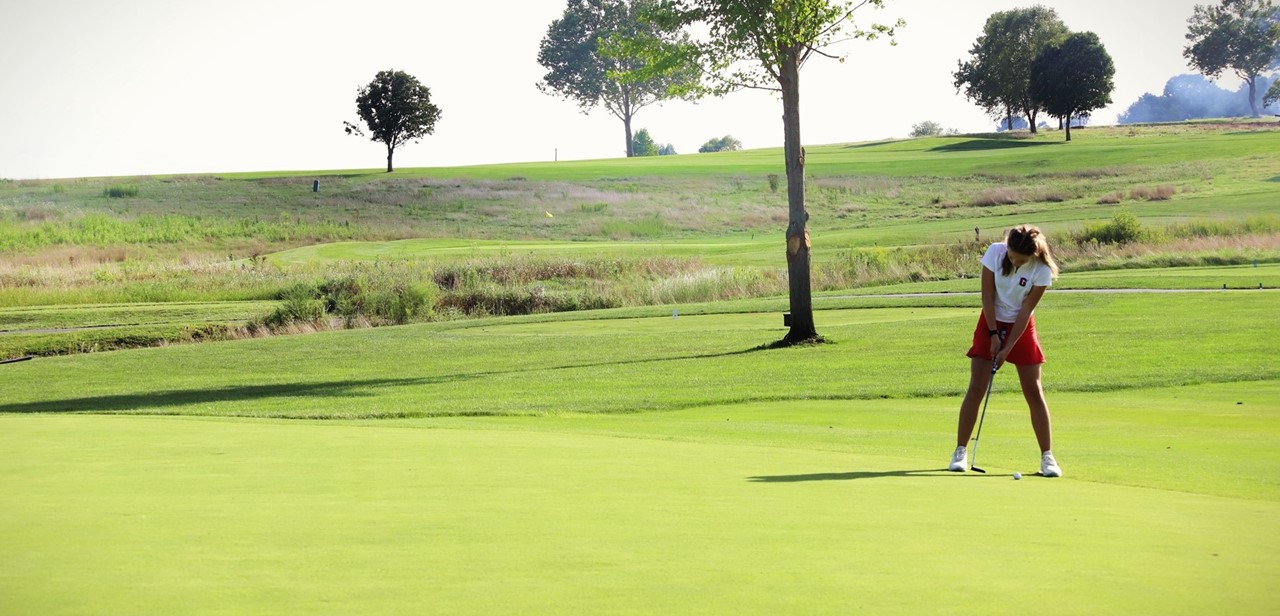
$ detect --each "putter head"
[970,465,986,474]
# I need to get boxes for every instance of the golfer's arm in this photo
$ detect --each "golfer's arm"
[1005,286,1047,346]
[981,268,998,330]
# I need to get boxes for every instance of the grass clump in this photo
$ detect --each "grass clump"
[1071,212,1149,245]
[102,185,138,198]
[823,242,986,288]
[1166,214,1280,239]
[262,267,437,329]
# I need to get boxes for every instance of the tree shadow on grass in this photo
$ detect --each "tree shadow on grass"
[1267,176,1280,183]
[0,345,773,415]
[0,377,447,414]
[749,469,956,482]
[929,139,1056,153]
[840,139,901,149]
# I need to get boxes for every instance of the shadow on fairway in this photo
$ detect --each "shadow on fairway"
[0,346,771,415]
[840,139,899,149]
[748,469,955,482]
[0,377,440,414]
[929,139,1055,153]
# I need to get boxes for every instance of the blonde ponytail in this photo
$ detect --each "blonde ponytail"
[1002,225,1059,278]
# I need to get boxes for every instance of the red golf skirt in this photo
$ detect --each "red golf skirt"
[966,315,1045,365]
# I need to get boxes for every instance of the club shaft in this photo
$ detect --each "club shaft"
[970,361,998,470]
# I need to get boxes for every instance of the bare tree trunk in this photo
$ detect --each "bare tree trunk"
[386,143,394,173]
[1065,117,1072,142]
[624,115,633,157]
[779,49,818,344]
[1247,76,1259,117]
[623,86,634,157]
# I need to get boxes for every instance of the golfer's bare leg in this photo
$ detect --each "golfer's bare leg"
[956,356,992,447]
[1018,363,1052,453]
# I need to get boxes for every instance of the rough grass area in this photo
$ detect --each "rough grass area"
[2,122,1278,356]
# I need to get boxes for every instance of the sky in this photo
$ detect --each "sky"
[0,0,1227,179]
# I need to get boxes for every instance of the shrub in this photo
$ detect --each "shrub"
[264,284,326,327]
[102,186,138,198]
[767,174,780,193]
[699,135,742,153]
[970,187,1023,207]
[909,121,958,137]
[1129,185,1175,201]
[1074,212,1147,245]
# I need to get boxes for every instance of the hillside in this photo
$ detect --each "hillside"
[1,121,1278,356]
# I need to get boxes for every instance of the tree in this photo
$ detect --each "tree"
[997,116,1030,131]
[1117,73,1276,123]
[658,143,678,155]
[953,6,1069,134]
[641,0,901,344]
[1184,0,1280,117]
[538,0,698,157]
[698,135,742,152]
[1030,32,1115,141]
[631,128,660,155]
[342,70,442,173]
[1267,79,1280,107]
[908,120,957,137]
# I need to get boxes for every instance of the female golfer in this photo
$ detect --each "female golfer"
[949,225,1062,477]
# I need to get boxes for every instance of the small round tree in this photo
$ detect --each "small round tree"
[343,70,442,173]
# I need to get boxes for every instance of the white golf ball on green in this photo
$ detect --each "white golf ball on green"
[1013,472,1022,480]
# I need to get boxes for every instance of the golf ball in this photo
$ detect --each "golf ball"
[1013,472,1022,480]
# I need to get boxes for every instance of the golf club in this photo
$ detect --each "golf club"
[970,330,1006,473]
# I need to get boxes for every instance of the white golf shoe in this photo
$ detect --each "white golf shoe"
[1041,451,1063,477]
[948,446,968,472]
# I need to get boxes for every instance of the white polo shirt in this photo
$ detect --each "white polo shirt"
[981,242,1053,322]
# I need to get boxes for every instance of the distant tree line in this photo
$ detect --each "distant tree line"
[1119,74,1280,123]
[630,128,678,156]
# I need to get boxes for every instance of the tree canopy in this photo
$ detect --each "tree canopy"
[697,135,741,152]
[1184,0,1280,117]
[641,0,901,343]
[953,6,1068,133]
[630,128,659,156]
[1030,31,1115,142]
[343,70,442,173]
[908,120,957,137]
[537,0,697,156]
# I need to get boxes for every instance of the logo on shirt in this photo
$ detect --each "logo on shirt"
[1019,277,1028,287]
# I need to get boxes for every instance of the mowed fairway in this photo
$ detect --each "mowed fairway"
[2,291,1278,614]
